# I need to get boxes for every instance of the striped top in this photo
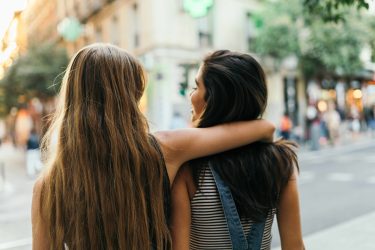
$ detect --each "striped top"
[190,167,276,250]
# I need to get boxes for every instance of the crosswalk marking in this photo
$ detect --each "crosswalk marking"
[367,176,375,184]
[298,172,375,185]
[299,171,315,184]
[327,173,353,182]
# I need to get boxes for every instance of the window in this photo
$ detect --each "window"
[246,12,257,51]
[111,15,120,45]
[197,9,213,47]
[95,25,102,42]
[132,3,140,48]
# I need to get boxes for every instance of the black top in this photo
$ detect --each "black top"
[27,133,40,150]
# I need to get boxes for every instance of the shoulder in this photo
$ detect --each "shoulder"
[153,131,176,159]
[32,174,49,214]
[33,175,45,200]
[32,173,51,249]
[153,130,190,181]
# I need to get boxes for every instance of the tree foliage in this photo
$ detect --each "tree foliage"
[0,43,68,116]
[250,0,374,80]
[303,0,370,23]
[249,0,302,67]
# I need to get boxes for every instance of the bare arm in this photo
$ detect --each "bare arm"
[170,165,192,250]
[277,167,305,250]
[32,177,50,250]
[155,119,275,183]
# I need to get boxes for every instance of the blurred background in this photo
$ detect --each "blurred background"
[0,0,375,249]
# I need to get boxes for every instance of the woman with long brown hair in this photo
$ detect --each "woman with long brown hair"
[170,50,304,249]
[31,44,275,249]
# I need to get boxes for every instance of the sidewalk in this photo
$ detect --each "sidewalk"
[297,131,375,156]
[272,211,375,250]
[272,133,375,250]
[0,143,33,250]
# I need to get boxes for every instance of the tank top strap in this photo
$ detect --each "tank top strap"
[209,164,266,250]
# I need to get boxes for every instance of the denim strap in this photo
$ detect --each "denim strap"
[210,164,266,250]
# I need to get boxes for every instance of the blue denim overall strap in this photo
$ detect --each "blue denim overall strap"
[209,164,266,250]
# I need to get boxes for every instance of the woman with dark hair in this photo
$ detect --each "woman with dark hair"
[170,50,304,250]
[31,44,275,250]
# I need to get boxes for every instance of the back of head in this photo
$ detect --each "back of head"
[191,50,298,221]
[41,44,170,249]
[197,50,267,128]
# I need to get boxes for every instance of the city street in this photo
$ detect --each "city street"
[1,136,375,250]
[272,136,375,250]
[1,0,375,249]
[0,144,33,250]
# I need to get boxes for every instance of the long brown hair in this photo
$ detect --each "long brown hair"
[191,50,298,221]
[41,44,170,249]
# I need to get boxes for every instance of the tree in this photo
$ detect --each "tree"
[250,0,374,80]
[303,0,370,23]
[249,1,301,68]
[0,43,68,116]
[300,17,366,79]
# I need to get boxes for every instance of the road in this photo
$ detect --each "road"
[1,138,375,250]
[272,138,375,249]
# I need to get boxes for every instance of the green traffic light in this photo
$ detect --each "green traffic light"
[179,88,186,96]
[183,0,214,18]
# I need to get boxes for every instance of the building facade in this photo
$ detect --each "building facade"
[0,11,27,79]
[22,0,301,130]
[22,0,60,45]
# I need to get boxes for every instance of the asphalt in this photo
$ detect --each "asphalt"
[1,133,375,250]
[272,134,375,250]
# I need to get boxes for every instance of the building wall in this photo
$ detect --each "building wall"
[0,11,27,79]
[21,0,294,130]
[23,0,59,45]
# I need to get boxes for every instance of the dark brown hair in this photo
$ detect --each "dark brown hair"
[41,44,170,249]
[191,50,298,221]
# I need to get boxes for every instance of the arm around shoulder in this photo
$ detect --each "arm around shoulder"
[155,119,275,183]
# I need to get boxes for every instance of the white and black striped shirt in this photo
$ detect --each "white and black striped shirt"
[190,167,276,250]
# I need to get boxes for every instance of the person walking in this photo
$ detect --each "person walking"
[323,101,341,145]
[170,50,304,250]
[26,128,42,177]
[31,44,275,249]
[280,112,293,140]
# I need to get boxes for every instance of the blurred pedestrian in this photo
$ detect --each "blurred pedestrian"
[31,44,275,249]
[170,50,304,250]
[280,111,293,140]
[0,119,5,146]
[323,101,341,145]
[26,128,42,177]
[350,104,361,135]
[15,108,33,148]
[369,105,375,137]
[306,104,320,150]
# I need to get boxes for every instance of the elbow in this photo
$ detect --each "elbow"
[264,121,276,141]
[269,123,276,135]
